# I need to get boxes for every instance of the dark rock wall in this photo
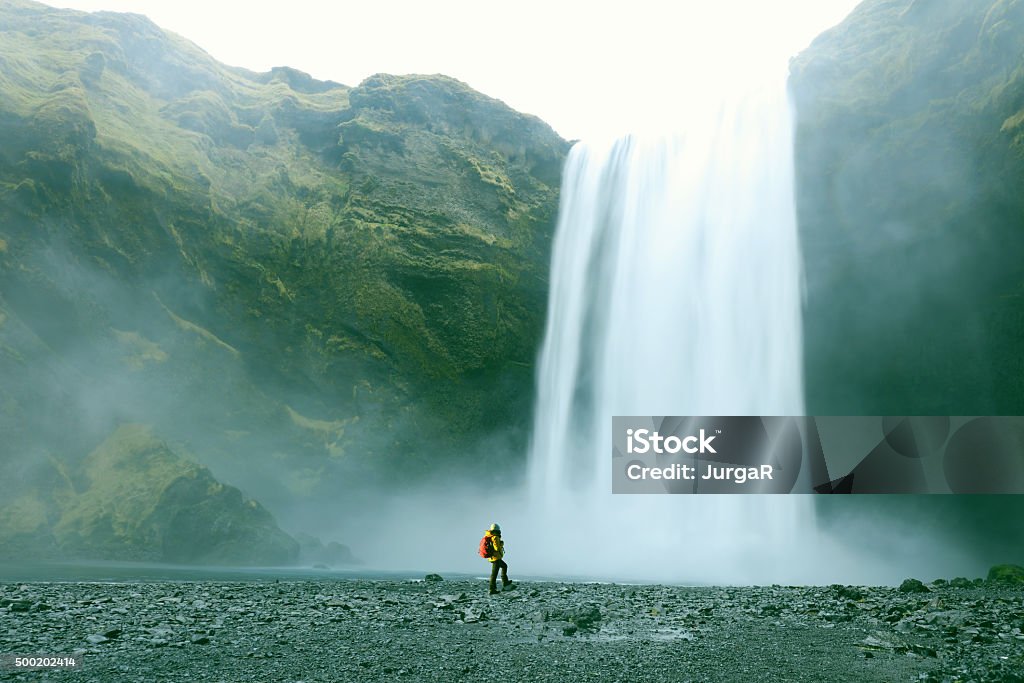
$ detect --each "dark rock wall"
[792,0,1024,561]
[791,0,1024,416]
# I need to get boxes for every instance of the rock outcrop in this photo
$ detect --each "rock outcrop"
[0,0,569,557]
[1,425,299,564]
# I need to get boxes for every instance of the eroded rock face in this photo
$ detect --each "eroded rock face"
[791,0,1024,417]
[790,0,1024,558]
[49,425,298,565]
[0,0,569,551]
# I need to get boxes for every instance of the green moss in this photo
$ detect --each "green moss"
[112,328,168,368]
[792,0,1024,415]
[0,0,568,520]
[55,425,199,541]
[987,563,1024,585]
[52,425,298,563]
[0,495,49,536]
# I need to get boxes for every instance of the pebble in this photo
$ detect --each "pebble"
[0,578,1019,681]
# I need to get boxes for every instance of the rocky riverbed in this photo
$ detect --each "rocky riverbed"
[1,577,1022,682]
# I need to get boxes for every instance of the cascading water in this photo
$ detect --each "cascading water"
[521,73,821,583]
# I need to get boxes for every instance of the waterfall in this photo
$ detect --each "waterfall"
[521,74,820,583]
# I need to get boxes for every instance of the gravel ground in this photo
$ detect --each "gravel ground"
[1,578,1022,682]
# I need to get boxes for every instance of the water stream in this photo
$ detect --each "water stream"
[522,75,819,583]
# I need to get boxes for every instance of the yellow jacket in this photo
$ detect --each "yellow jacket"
[485,531,504,562]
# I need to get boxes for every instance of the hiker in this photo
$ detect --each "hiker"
[479,523,513,594]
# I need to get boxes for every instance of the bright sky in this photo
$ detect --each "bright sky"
[49,0,861,140]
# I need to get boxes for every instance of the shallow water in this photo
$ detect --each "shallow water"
[0,561,721,586]
[0,561,458,584]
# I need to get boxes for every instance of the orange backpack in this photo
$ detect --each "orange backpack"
[478,535,493,558]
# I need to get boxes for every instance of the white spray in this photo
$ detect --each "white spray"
[519,73,819,583]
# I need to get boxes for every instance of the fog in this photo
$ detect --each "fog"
[278,480,997,586]
[0,236,1017,583]
[3,0,1024,586]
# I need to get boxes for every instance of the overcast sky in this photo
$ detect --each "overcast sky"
[50,0,861,140]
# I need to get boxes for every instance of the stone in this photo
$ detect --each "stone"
[545,605,602,631]
[861,635,894,650]
[835,585,865,601]
[986,564,1024,586]
[462,608,484,624]
[898,579,930,594]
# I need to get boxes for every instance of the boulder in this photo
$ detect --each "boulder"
[986,564,1024,586]
[898,578,930,594]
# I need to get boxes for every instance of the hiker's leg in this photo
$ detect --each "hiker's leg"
[489,561,499,592]
[499,560,509,582]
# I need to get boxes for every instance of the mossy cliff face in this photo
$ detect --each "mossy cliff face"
[54,426,299,564]
[791,0,1024,553]
[0,0,568,558]
[0,425,298,564]
[791,0,1024,415]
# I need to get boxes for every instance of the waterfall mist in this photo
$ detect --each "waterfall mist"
[495,71,975,585]
[516,74,812,583]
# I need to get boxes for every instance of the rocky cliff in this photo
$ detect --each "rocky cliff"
[792,0,1024,554]
[0,0,568,561]
[791,0,1024,415]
